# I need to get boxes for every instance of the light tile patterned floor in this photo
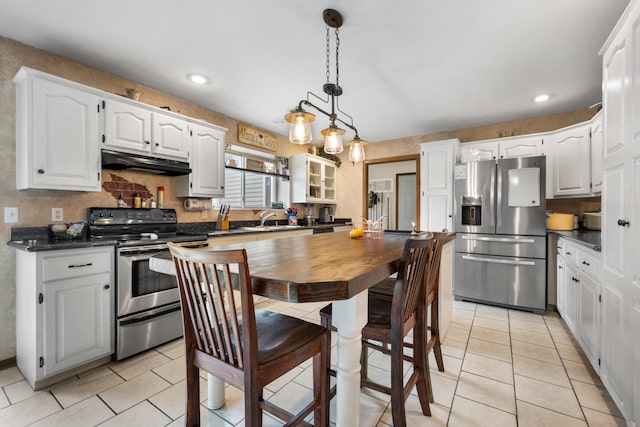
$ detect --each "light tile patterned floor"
[0,300,627,426]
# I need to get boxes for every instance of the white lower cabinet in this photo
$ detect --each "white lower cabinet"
[556,238,604,373]
[16,247,114,389]
[556,237,602,373]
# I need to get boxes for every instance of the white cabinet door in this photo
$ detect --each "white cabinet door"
[151,113,190,160]
[557,255,566,316]
[548,124,591,197]
[458,141,498,163]
[322,161,337,202]
[43,272,113,377]
[563,261,579,335]
[498,136,543,158]
[420,140,455,232]
[578,271,601,372]
[601,18,633,418]
[14,71,101,191]
[590,111,604,193]
[103,98,152,154]
[175,123,225,197]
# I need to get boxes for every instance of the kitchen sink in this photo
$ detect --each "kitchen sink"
[238,225,301,232]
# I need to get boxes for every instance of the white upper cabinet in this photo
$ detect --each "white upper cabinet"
[458,135,543,164]
[102,98,152,154]
[290,154,337,204]
[458,141,498,162]
[420,140,456,232]
[103,98,190,161]
[547,123,592,197]
[151,113,190,160]
[497,135,544,158]
[14,67,101,191]
[175,122,226,198]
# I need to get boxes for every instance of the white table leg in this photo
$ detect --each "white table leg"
[207,374,225,409]
[331,291,369,427]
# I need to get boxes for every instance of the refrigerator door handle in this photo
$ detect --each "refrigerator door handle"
[461,235,536,244]
[462,254,536,266]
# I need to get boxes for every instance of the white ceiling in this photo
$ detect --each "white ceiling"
[0,0,630,143]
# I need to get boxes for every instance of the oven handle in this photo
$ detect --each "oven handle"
[119,303,182,326]
[119,249,168,261]
[461,254,536,266]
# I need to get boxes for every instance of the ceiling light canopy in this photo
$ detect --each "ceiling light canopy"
[187,73,210,85]
[284,9,367,164]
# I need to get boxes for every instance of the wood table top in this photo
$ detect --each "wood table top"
[159,231,414,303]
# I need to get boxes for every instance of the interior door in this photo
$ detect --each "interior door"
[396,173,416,230]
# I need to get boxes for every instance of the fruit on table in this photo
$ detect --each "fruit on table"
[349,227,364,238]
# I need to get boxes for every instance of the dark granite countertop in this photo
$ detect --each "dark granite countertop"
[8,238,116,252]
[548,229,601,252]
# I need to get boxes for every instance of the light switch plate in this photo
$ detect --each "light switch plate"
[4,207,18,223]
[52,208,63,222]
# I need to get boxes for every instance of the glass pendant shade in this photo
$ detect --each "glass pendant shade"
[285,109,315,145]
[348,139,366,164]
[321,125,345,154]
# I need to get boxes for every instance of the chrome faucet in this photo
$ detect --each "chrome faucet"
[259,210,277,226]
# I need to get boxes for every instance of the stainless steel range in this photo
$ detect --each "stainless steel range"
[89,208,208,360]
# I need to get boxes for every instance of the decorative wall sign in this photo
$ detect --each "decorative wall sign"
[237,124,277,152]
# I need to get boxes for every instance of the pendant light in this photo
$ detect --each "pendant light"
[284,9,367,163]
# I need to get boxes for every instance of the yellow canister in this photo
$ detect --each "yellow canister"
[547,213,575,230]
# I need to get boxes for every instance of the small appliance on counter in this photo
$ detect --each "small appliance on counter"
[583,211,601,230]
[547,212,575,231]
[319,206,334,223]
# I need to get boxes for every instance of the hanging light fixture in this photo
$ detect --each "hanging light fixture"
[284,8,367,163]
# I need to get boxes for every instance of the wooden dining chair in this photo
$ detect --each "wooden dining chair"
[319,236,435,427]
[168,243,329,427]
[368,232,446,376]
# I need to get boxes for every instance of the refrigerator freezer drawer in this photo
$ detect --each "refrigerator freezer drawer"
[455,233,546,258]
[454,252,546,312]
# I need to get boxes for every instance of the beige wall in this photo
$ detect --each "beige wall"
[0,37,600,363]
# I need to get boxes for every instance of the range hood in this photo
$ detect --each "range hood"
[101,149,191,176]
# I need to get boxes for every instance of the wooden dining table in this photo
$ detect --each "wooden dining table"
[150,230,413,427]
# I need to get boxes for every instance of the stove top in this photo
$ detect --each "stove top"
[89,207,208,247]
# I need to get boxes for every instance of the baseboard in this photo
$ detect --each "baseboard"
[0,357,17,371]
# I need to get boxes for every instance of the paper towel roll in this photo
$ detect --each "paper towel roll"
[184,198,212,211]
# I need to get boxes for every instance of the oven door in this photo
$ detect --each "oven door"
[117,244,180,317]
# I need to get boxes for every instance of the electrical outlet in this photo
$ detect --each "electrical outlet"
[51,208,64,222]
[201,210,208,219]
[4,207,18,224]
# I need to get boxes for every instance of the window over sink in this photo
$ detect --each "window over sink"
[216,146,279,209]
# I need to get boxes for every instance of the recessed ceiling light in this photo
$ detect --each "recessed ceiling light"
[187,73,210,85]
[533,94,551,103]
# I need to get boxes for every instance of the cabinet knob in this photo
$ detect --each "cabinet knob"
[566,251,571,255]
[617,219,630,227]
[582,261,590,266]
[155,143,159,147]
[37,169,45,174]
[144,141,151,145]
[448,214,452,218]
[104,284,110,290]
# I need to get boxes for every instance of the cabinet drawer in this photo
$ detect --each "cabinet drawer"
[578,249,600,279]
[42,250,112,281]
[562,242,578,266]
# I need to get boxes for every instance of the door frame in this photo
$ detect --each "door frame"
[362,154,421,230]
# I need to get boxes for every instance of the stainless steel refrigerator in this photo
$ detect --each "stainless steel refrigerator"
[453,156,547,313]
